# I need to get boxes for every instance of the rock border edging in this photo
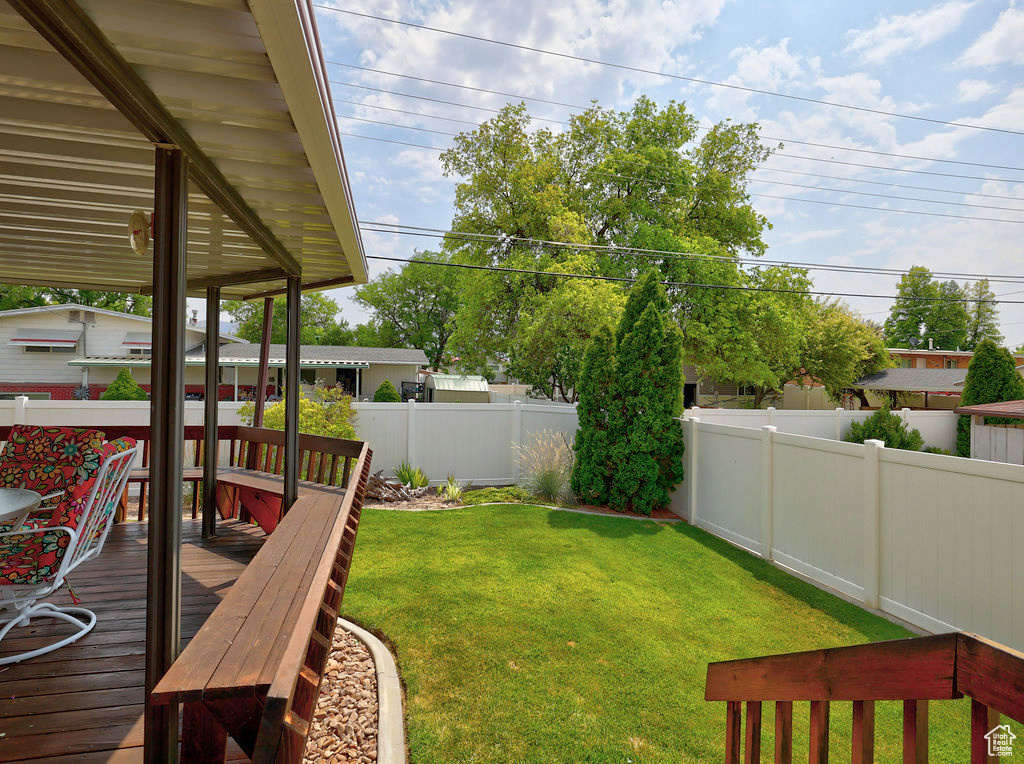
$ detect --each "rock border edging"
[338,618,406,764]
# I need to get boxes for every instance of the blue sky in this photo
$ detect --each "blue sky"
[307,0,1024,347]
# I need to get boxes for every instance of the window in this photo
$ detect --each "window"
[737,384,757,396]
[129,347,151,356]
[945,358,958,369]
[23,345,75,353]
[899,357,913,368]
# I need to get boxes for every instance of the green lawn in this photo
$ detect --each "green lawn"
[343,505,1018,763]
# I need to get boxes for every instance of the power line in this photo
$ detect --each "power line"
[362,253,1024,304]
[316,5,1024,137]
[360,221,1024,284]
[335,97,482,127]
[327,67,1024,172]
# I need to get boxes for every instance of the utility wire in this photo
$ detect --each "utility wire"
[361,254,1024,304]
[316,5,1024,137]
[361,221,1024,284]
[326,63,1024,172]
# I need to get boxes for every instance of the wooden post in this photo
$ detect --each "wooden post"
[283,276,300,511]
[252,296,274,428]
[202,287,220,539]
[725,701,741,764]
[145,144,187,763]
[852,700,875,763]
[760,425,776,560]
[774,700,793,764]
[903,699,928,764]
[862,439,884,609]
[809,700,830,764]
[970,700,1000,763]
[743,701,761,764]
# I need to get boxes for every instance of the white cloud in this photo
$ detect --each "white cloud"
[956,78,996,102]
[958,6,1024,67]
[845,1,974,64]
[784,228,844,245]
[705,39,809,120]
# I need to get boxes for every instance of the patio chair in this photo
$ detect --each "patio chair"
[0,425,106,528]
[0,437,137,665]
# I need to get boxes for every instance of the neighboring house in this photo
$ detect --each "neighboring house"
[889,347,1024,370]
[0,303,237,400]
[0,304,428,401]
[423,373,490,403]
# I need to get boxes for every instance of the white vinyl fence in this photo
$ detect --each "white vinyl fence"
[0,398,580,487]
[670,418,1024,652]
[683,406,957,453]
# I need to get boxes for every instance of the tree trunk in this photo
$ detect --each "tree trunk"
[853,388,870,408]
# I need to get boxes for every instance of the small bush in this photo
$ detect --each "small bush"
[394,461,429,489]
[845,403,925,451]
[373,380,402,402]
[922,446,951,455]
[100,368,148,400]
[461,486,530,505]
[515,429,574,504]
[437,473,467,502]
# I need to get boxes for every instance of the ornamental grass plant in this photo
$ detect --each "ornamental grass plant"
[515,429,574,504]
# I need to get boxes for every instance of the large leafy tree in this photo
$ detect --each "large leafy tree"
[0,285,47,311]
[963,279,1003,349]
[802,300,890,402]
[353,251,459,370]
[45,289,152,316]
[956,339,1024,456]
[884,266,937,348]
[223,292,353,345]
[507,259,625,402]
[928,280,968,350]
[441,98,774,383]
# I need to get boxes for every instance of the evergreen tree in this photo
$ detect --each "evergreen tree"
[570,325,616,504]
[373,379,402,402]
[615,270,669,347]
[963,279,1003,349]
[100,368,148,401]
[956,339,1024,456]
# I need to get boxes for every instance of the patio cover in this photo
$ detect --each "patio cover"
[853,367,967,394]
[0,0,367,297]
[955,400,1024,418]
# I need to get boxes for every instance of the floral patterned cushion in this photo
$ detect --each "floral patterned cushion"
[0,426,106,501]
[0,436,135,586]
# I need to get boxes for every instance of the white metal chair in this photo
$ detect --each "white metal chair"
[0,438,137,665]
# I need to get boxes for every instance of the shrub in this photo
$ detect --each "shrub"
[571,324,616,505]
[922,446,951,455]
[100,368,148,400]
[461,486,530,505]
[845,402,925,451]
[956,339,1024,457]
[238,383,356,441]
[437,474,467,502]
[516,429,574,504]
[373,379,402,402]
[394,461,429,489]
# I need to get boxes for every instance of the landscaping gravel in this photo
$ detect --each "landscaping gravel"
[304,626,379,764]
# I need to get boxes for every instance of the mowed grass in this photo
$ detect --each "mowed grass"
[343,505,1021,763]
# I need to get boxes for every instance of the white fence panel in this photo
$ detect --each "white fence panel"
[971,425,1024,466]
[0,401,15,427]
[351,402,411,480]
[693,422,763,553]
[771,434,865,600]
[878,451,1024,648]
[410,403,516,484]
[522,404,579,447]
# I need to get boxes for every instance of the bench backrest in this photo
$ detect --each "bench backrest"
[224,426,363,488]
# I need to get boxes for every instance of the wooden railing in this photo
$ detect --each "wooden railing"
[705,632,1024,763]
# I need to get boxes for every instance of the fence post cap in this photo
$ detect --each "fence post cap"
[761,424,777,432]
[864,438,885,448]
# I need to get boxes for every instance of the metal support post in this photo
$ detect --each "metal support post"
[145,144,187,763]
[202,287,220,539]
[253,296,274,428]
[283,275,301,511]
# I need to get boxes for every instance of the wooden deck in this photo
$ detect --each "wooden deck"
[0,518,267,763]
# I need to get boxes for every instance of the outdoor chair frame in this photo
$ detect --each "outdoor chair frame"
[0,443,138,665]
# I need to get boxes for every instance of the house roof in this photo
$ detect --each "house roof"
[955,400,1024,418]
[0,303,240,342]
[853,368,968,393]
[425,373,490,392]
[69,343,428,368]
[0,0,366,298]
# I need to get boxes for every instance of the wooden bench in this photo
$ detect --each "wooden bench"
[152,438,372,762]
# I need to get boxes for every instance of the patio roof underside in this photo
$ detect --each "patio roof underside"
[0,0,367,300]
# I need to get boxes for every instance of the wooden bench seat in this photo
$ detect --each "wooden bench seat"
[151,439,371,763]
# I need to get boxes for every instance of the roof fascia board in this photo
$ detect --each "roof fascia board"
[9,0,301,277]
[242,274,355,301]
[248,0,367,285]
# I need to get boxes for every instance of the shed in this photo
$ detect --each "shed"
[424,373,490,403]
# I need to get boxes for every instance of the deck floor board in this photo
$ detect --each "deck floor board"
[0,518,265,762]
